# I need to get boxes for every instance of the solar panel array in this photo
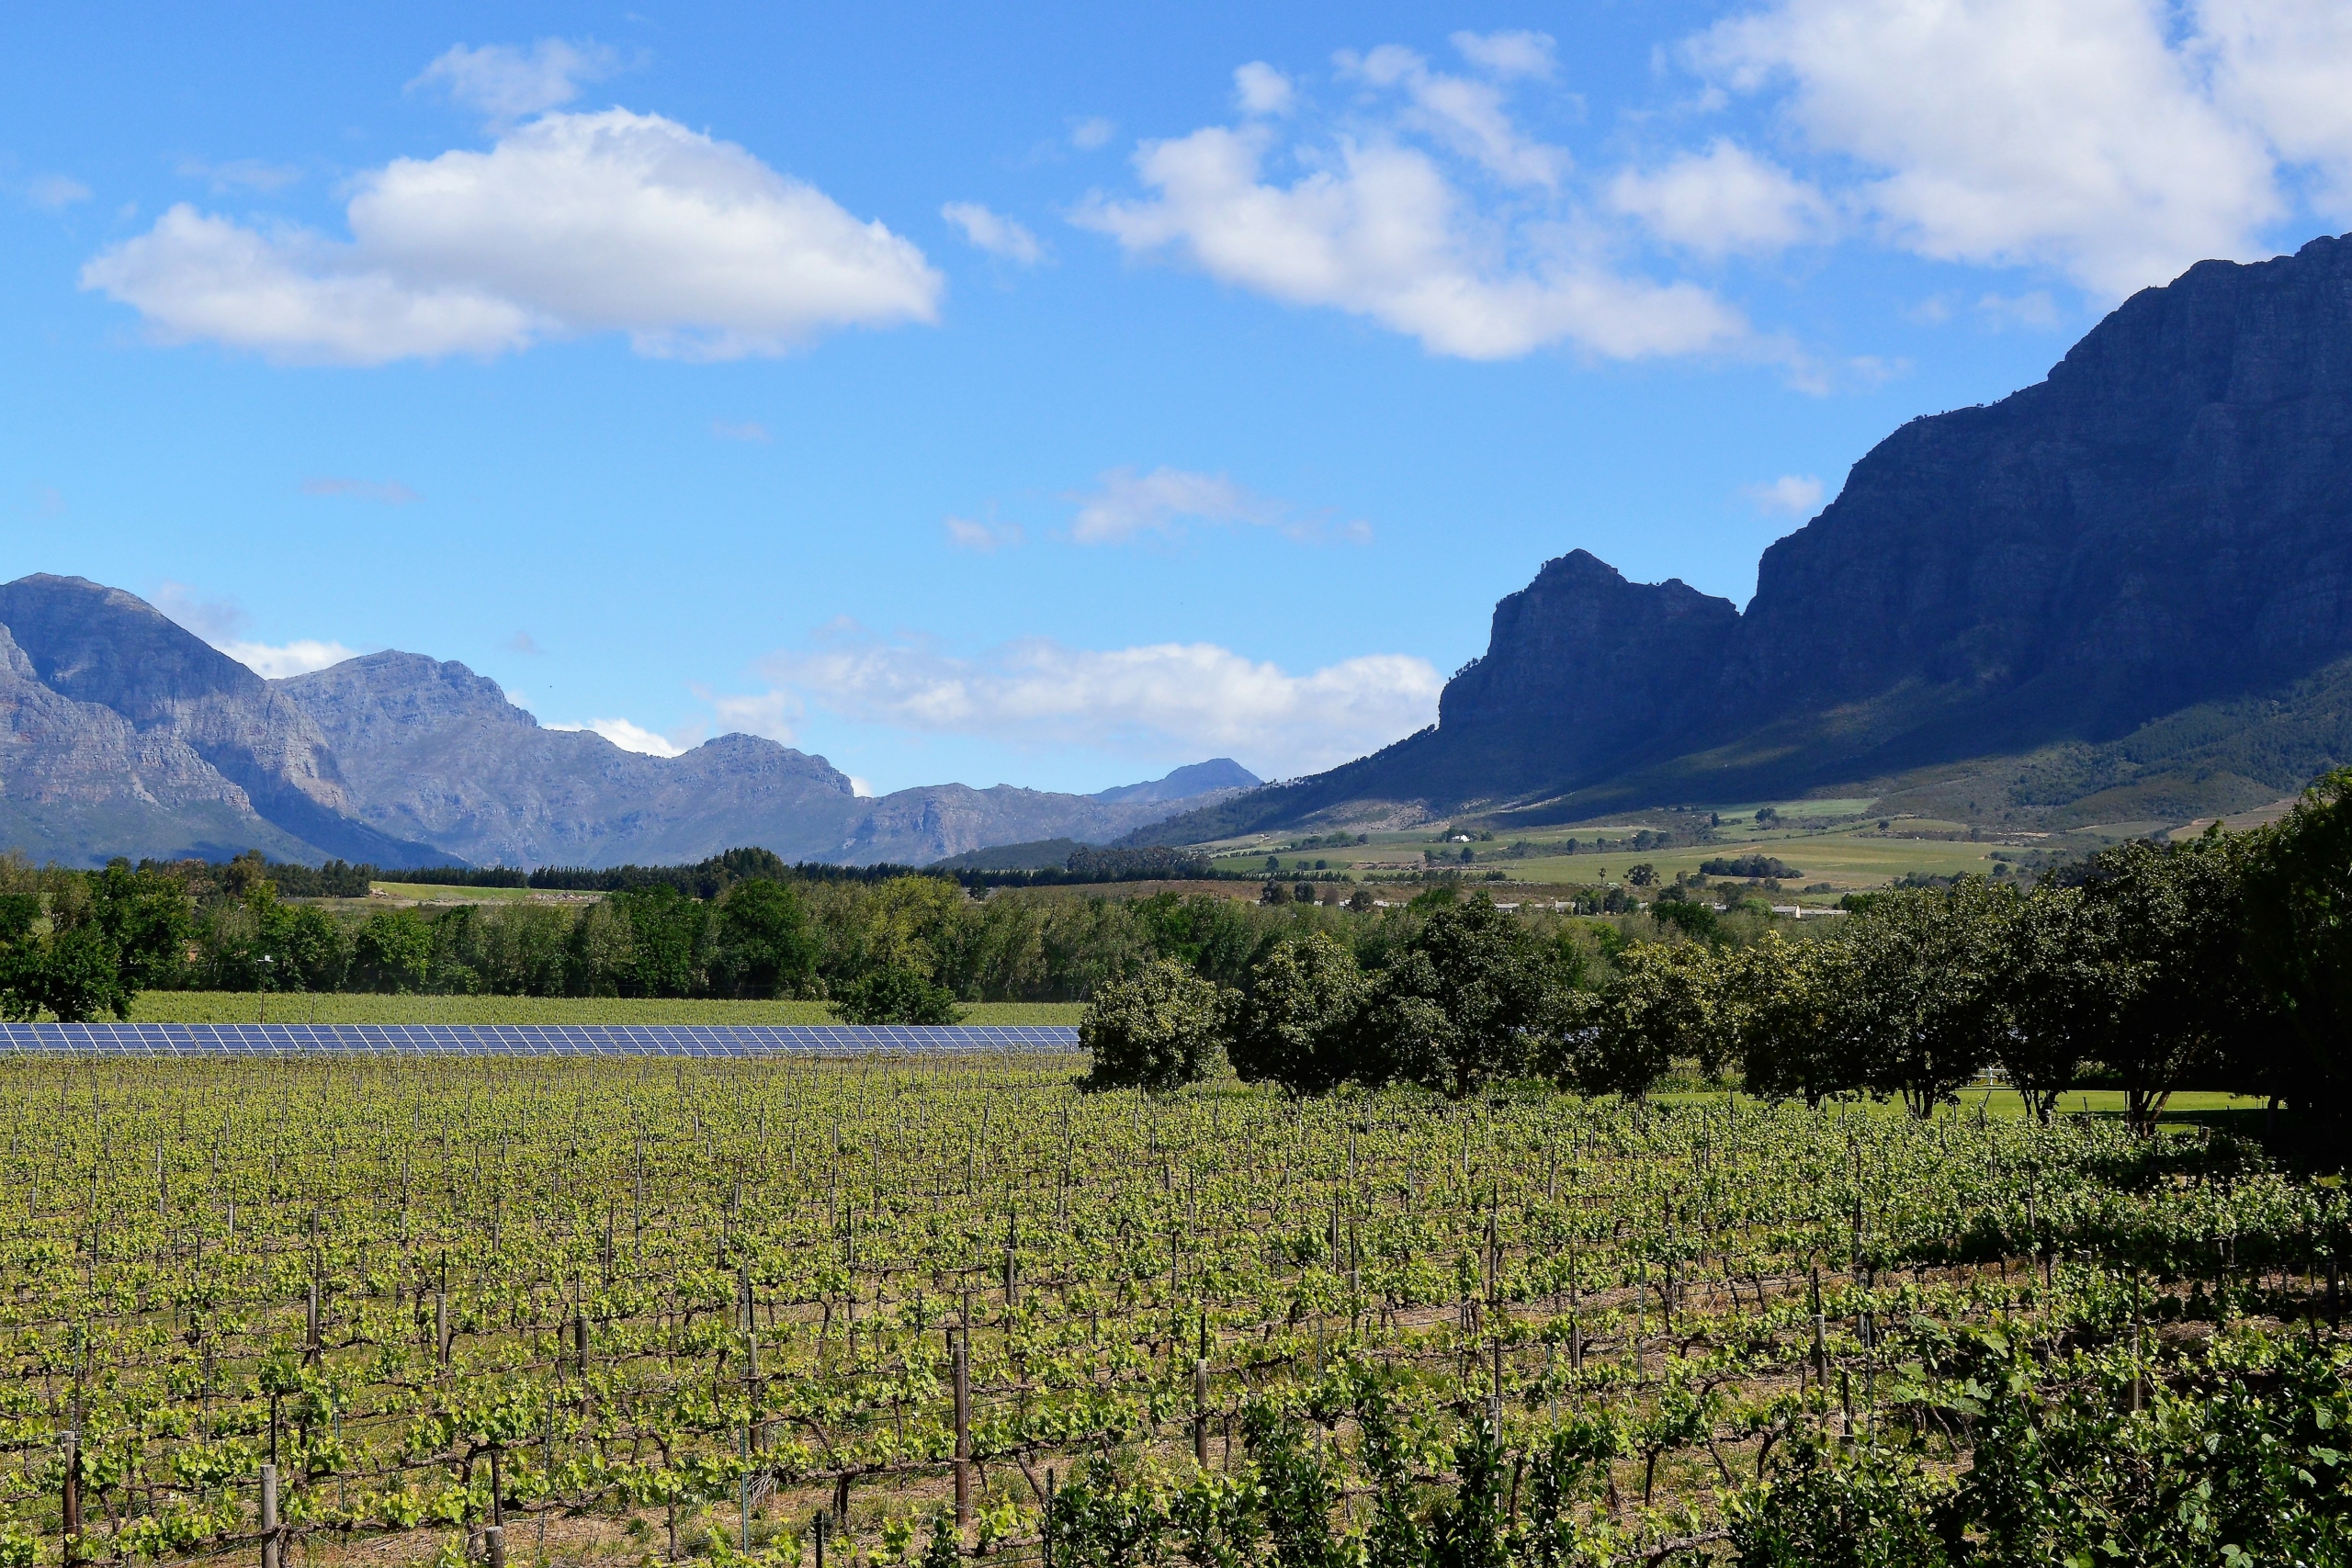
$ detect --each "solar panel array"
[0,1021,1080,1057]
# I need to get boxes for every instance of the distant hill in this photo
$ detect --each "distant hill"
[1133,232,2352,843]
[0,583,1256,869]
[276,653,1257,868]
[0,576,445,866]
[1091,758,1258,804]
[929,838,1089,871]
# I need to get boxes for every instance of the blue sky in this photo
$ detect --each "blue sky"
[6,2,2349,795]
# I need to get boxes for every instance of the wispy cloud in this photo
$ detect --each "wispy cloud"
[175,156,300,194]
[1064,467,1368,547]
[1069,117,1116,151]
[409,38,621,127]
[700,687,800,743]
[547,716,687,757]
[941,201,1046,265]
[944,515,1024,552]
[27,175,91,209]
[743,626,1442,776]
[505,631,543,655]
[302,477,419,503]
[1074,48,1745,363]
[1449,29,1557,79]
[713,419,771,443]
[1741,474,1825,516]
[151,581,358,676]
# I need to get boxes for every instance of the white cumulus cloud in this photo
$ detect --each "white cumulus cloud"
[752,631,1443,776]
[548,716,687,757]
[1684,0,2299,298]
[1233,62,1295,116]
[1074,66,1744,361]
[80,109,943,365]
[223,639,360,679]
[2199,0,2352,212]
[1610,141,1837,257]
[411,39,620,126]
[941,201,1046,264]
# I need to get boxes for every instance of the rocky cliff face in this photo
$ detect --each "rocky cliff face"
[1437,550,1739,789]
[279,652,864,867]
[0,578,442,864]
[1732,233,2352,749]
[1142,231,2352,836]
[0,621,324,864]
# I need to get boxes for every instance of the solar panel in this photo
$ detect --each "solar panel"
[0,1021,1081,1057]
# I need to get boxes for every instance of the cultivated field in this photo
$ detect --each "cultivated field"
[1204,800,2114,899]
[366,885,604,907]
[1,1055,2338,1567]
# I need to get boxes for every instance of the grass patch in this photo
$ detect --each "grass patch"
[367,882,596,904]
[129,992,1087,1026]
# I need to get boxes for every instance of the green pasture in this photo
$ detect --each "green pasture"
[1505,830,2006,890]
[128,991,1088,1026]
[368,881,596,904]
[1222,822,2013,893]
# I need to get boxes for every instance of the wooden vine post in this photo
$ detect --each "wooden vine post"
[1193,1358,1210,1467]
[61,1428,80,1568]
[259,1461,279,1568]
[950,1327,972,1528]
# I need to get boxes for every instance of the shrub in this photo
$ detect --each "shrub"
[830,963,965,1023]
[1702,854,1802,880]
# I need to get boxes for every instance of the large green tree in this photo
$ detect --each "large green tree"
[1832,880,2016,1118]
[713,878,820,998]
[1720,932,1860,1108]
[2070,833,2264,1132]
[1227,931,1369,1098]
[1355,895,1569,1098]
[0,861,192,1021]
[1079,959,1228,1092]
[1995,883,2105,1122]
[2241,769,2352,1125]
[1557,938,1716,1100]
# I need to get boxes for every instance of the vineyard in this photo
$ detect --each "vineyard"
[1,1054,2346,1568]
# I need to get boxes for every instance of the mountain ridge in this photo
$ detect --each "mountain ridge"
[277,648,1259,867]
[1128,231,2352,844]
[0,586,1255,870]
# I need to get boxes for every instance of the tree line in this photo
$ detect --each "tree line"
[0,851,1605,1021]
[1080,770,2352,1133]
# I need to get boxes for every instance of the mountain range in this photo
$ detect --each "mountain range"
[21,231,2352,868]
[1136,231,2352,843]
[0,578,1257,869]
